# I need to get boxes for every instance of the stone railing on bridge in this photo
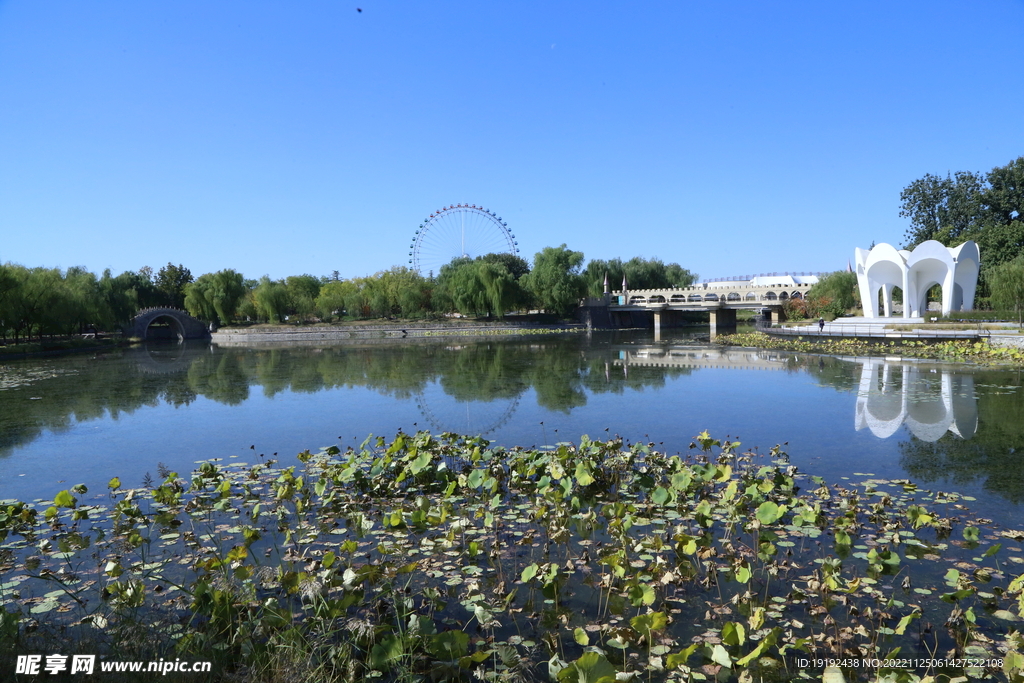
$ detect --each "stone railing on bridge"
[608,281,814,307]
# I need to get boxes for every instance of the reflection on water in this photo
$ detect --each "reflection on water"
[1,336,1023,509]
[854,358,978,441]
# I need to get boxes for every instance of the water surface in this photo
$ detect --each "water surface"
[1,331,1022,527]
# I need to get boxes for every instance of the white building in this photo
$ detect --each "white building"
[854,240,980,318]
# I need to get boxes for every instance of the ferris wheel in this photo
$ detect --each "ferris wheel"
[408,204,519,277]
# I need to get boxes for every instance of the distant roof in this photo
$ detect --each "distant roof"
[701,274,820,287]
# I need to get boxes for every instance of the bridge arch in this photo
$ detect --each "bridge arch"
[128,308,210,341]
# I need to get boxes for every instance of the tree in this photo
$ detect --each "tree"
[583,256,696,296]
[316,280,358,320]
[900,157,1024,270]
[900,171,986,248]
[285,275,322,322]
[523,244,586,318]
[185,270,246,325]
[155,263,193,308]
[805,271,859,319]
[252,277,289,322]
[989,256,1024,325]
[985,156,1024,226]
[478,253,530,281]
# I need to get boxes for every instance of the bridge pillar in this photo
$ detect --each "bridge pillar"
[653,311,662,336]
[767,306,787,325]
[709,308,737,336]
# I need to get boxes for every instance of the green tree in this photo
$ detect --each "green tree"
[584,257,696,297]
[252,276,289,322]
[900,157,1024,270]
[285,275,322,322]
[805,271,859,318]
[185,270,246,325]
[155,263,193,308]
[315,280,358,321]
[900,171,986,248]
[985,156,1024,226]
[989,256,1024,325]
[478,252,530,281]
[523,244,586,318]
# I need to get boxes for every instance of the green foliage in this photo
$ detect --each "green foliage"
[284,274,322,323]
[524,244,586,317]
[433,257,528,318]
[155,263,193,308]
[900,170,987,248]
[2,428,1017,680]
[314,280,358,321]
[252,276,289,322]
[797,270,860,319]
[900,157,1024,286]
[584,256,696,297]
[989,256,1024,324]
[185,270,246,325]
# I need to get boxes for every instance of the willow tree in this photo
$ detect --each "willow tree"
[185,270,246,326]
[989,257,1024,325]
[524,244,586,318]
[252,276,289,323]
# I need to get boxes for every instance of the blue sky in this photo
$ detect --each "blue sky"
[2,1,1022,282]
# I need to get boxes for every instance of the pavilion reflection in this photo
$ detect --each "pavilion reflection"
[854,358,977,441]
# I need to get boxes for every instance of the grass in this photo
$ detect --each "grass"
[4,431,1024,681]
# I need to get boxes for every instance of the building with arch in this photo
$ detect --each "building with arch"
[854,240,980,318]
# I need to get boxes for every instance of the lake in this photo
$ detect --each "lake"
[2,329,1023,529]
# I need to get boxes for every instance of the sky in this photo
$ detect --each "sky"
[2,1,1023,283]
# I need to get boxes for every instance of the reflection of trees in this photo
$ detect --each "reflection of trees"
[0,338,598,456]
[439,344,530,403]
[0,349,199,457]
[899,368,1024,502]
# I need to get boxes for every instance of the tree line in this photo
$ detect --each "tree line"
[0,248,696,340]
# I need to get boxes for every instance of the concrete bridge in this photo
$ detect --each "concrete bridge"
[127,307,210,341]
[583,278,816,332]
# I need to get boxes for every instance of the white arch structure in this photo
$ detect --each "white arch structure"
[854,241,980,318]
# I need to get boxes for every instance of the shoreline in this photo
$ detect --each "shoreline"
[210,320,590,343]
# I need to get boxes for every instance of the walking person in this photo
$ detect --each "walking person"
[818,317,825,332]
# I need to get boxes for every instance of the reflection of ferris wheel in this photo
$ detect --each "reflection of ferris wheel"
[413,387,521,437]
[408,204,519,277]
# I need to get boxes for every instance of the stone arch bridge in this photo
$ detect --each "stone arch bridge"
[126,307,210,341]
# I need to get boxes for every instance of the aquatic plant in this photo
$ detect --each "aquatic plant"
[3,431,1024,681]
[717,332,1024,366]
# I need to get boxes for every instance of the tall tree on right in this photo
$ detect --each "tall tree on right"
[900,157,1024,274]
